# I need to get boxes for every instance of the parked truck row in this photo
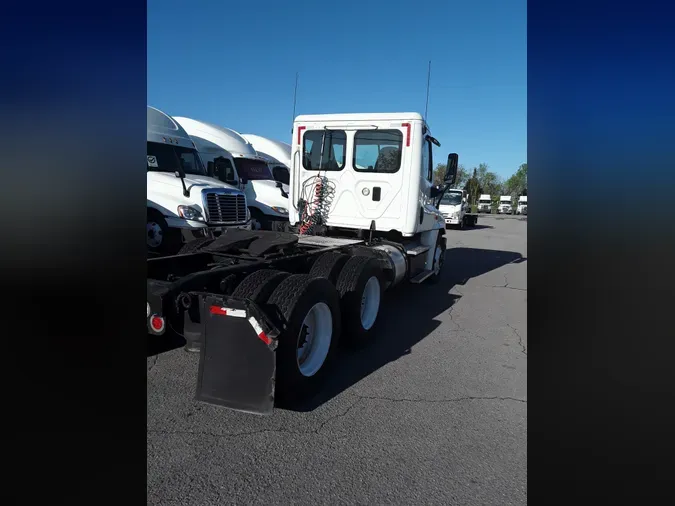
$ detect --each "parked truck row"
[147,106,294,255]
[147,112,462,414]
[475,193,528,214]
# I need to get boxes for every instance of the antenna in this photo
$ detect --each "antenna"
[424,60,431,123]
[291,72,299,133]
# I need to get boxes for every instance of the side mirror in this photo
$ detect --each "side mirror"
[445,153,458,184]
[240,176,249,186]
[207,161,215,177]
[175,167,186,179]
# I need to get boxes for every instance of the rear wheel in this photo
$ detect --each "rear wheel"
[268,275,341,405]
[336,256,384,346]
[232,269,291,303]
[309,252,350,284]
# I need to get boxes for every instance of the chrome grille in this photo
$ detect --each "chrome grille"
[204,192,247,224]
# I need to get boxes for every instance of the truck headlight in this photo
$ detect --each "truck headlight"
[177,205,205,222]
[271,206,288,215]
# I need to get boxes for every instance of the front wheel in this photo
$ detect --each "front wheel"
[147,211,181,255]
[428,234,446,284]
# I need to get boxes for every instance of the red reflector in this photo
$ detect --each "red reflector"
[150,315,165,332]
[209,306,227,315]
[297,125,306,145]
[401,123,411,147]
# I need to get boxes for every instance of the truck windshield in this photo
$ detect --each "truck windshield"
[479,199,491,204]
[147,142,206,176]
[441,193,462,205]
[233,158,274,181]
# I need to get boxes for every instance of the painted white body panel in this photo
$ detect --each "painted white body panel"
[290,113,444,238]
[173,117,290,219]
[146,107,250,236]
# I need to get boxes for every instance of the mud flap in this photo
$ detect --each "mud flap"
[195,295,280,415]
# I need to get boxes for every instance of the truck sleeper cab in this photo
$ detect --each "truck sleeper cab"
[147,112,459,415]
[146,107,251,255]
[173,117,291,232]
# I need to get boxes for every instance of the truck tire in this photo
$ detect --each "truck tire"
[232,269,290,304]
[147,209,181,255]
[309,252,350,284]
[178,237,215,254]
[335,256,383,346]
[268,275,341,404]
[428,234,446,284]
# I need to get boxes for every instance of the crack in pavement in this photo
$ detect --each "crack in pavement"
[506,323,527,355]
[447,306,486,340]
[147,355,159,372]
[485,274,527,292]
[147,397,364,441]
[146,393,526,441]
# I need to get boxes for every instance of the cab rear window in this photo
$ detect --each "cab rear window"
[302,130,346,171]
[353,130,403,173]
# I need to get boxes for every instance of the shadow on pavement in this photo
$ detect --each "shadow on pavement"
[290,247,526,412]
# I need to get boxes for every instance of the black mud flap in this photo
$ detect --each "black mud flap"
[195,295,280,415]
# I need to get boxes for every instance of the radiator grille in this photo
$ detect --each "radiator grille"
[204,192,247,224]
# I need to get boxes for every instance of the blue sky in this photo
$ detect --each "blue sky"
[148,0,526,179]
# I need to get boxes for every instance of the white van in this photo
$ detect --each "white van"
[173,117,290,231]
[478,194,492,213]
[498,195,513,214]
[241,134,291,185]
[146,107,250,255]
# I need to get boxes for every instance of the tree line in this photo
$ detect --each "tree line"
[434,161,528,206]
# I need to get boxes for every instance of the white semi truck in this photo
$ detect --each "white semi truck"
[241,134,291,186]
[498,195,513,214]
[517,195,528,215]
[147,112,459,414]
[146,106,251,255]
[173,117,291,231]
[438,188,478,228]
[478,194,492,213]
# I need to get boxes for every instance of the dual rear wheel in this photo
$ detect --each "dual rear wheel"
[231,253,384,405]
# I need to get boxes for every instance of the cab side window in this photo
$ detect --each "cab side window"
[422,138,433,182]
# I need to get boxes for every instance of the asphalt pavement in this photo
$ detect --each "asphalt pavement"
[147,215,527,505]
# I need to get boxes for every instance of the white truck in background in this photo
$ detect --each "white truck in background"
[173,117,291,231]
[146,106,250,255]
[517,195,528,215]
[439,188,478,229]
[498,195,513,214]
[241,134,291,186]
[478,194,492,213]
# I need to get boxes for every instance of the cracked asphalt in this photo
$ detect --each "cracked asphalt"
[147,215,527,505]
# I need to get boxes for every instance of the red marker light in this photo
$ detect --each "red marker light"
[297,126,306,145]
[150,315,165,333]
[401,123,411,147]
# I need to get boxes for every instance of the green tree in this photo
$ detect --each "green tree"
[432,163,467,188]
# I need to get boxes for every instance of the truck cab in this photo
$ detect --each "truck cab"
[438,188,463,225]
[517,195,527,215]
[146,106,250,255]
[173,117,291,231]
[498,195,513,214]
[478,194,492,213]
[241,134,291,186]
